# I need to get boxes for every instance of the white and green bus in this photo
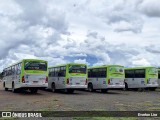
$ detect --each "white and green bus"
[48,63,88,93]
[125,67,158,91]
[2,59,48,93]
[158,69,160,87]
[88,65,125,92]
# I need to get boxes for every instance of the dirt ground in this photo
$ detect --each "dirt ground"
[0,81,160,112]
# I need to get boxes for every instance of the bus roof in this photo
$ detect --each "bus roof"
[49,63,87,69]
[125,66,156,70]
[4,59,47,69]
[88,65,124,69]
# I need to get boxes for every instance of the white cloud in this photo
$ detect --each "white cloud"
[132,58,151,66]
[74,59,90,66]
[138,0,160,17]
[0,0,160,71]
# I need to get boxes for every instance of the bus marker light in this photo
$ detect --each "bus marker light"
[108,79,110,84]
[67,78,69,84]
[45,77,48,83]
[22,76,25,83]
[85,79,88,85]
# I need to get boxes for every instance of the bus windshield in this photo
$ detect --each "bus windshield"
[109,67,124,74]
[24,61,47,71]
[69,65,86,74]
[148,68,157,75]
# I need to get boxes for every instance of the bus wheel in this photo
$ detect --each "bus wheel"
[124,83,128,91]
[67,89,74,94]
[149,87,156,91]
[138,88,144,92]
[12,83,17,93]
[88,83,94,92]
[30,88,38,93]
[101,89,108,93]
[52,83,56,93]
[3,82,8,91]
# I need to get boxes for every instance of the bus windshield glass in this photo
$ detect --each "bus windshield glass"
[69,65,86,74]
[24,61,47,71]
[109,66,124,74]
[148,68,157,75]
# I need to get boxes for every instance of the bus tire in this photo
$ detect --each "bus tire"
[12,82,17,93]
[67,89,74,94]
[51,83,56,93]
[3,82,8,91]
[133,88,138,91]
[138,88,144,92]
[30,88,38,93]
[124,83,128,91]
[88,83,94,92]
[149,87,156,91]
[101,89,108,93]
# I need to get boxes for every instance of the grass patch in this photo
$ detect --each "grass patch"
[143,102,153,107]
[73,117,138,120]
[148,107,160,111]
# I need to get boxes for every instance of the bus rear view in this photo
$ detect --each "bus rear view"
[88,65,125,92]
[2,59,48,93]
[23,59,48,92]
[125,67,158,91]
[146,67,158,90]
[67,64,87,89]
[48,63,87,93]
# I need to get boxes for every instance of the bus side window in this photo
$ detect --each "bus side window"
[50,68,54,77]
[9,67,11,76]
[49,69,51,77]
[134,69,145,78]
[8,68,10,76]
[12,66,14,75]
[54,68,58,77]
[58,67,64,77]
[125,70,134,78]
[99,68,106,78]
[17,63,22,75]
[6,68,8,76]
[15,65,18,75]
[88,69,91,78]
[13,65,16,75]
[53,68,55,77]
[60,66,66,77]
[92,69,98,78]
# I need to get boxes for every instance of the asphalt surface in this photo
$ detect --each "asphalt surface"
[0,81,160,112]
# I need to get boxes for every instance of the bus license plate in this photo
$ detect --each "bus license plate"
[33,81,38,83]
[76,83,80,85]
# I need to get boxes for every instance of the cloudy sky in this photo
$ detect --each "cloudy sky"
[0,0,160,71]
